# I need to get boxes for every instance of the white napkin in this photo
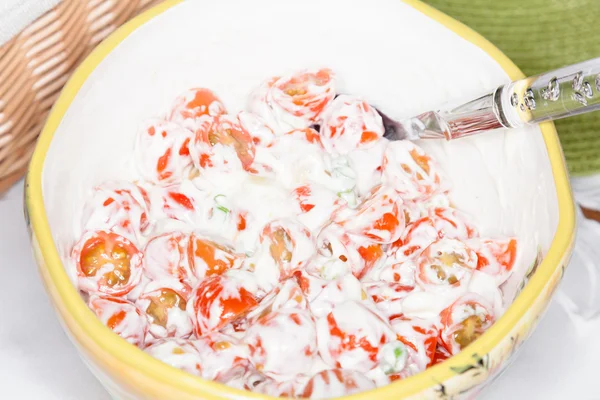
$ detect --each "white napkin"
[0,0,60,46]
[556,175,600,323]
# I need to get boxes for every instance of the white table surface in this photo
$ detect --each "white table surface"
[1,180,597,399]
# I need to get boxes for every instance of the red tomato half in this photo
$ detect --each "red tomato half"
[73,230,143,296]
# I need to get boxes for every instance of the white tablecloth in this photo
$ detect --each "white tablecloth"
[1,180,598,399]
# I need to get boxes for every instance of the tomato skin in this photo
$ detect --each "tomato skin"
[89,295,148,347]
[187,273,258,337]
[73,230,143,296]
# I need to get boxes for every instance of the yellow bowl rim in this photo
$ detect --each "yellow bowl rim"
[25,0,576,398]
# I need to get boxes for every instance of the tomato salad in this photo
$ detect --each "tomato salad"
[71,68,518,399]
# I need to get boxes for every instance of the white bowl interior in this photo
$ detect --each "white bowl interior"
[42,0,559,304]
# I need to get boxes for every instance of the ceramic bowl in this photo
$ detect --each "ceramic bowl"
[25,0,576,398]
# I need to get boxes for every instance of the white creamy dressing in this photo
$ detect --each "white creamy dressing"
[72,68,518,399]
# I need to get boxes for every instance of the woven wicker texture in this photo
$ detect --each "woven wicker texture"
[424,0,600,176]
[2,0,599,195]
[0,0,164,194]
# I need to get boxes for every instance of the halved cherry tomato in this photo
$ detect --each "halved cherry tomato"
[190,115,256,171]
[316,300,396,372]
[439,293,495,355]
[320,95,384,154]
[188,273,258,336]
[391,207,478,258]
[432,344,451,365]
[260,220,315,277]
[187,233,241,280]
[135,119,195,184]
[81,181,151,245]
[136,279,192,340]
[364,281,415,321]
[391,316,439,372]
[169,88,226,128]
[291,183,343,232]
[373,258,417,288]
[245,308,318,375]
[285,127,324,148]
[192,332,251,381]
[73,230,143,296]
[234,277,308,332]
[143,232,191,282]
[299,369,375,399]
[145,338,203,376]
[336,185,405,244]
[237,111,276,147]
[415,238,477,291]
[88,295,148,347]
[150,182,207,224]
[469,238,517,284]
[316,223,384,279]
[382,141,443,201]
[271,68,335,122]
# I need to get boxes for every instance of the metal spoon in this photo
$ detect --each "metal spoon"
[378,57,600,141]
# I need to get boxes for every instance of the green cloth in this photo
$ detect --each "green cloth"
[424,0,600,176]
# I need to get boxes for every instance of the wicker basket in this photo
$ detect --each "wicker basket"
[0,0,165,194]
